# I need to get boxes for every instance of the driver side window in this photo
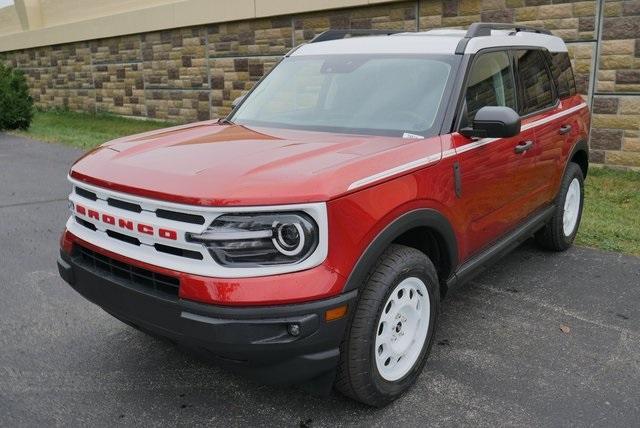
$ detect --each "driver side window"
[463,51,516,125]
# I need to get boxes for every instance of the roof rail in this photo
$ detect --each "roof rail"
[310,29,402,43]
[465,22,552,38]
[455,22,552,54]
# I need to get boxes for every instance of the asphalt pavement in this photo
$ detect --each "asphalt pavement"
[1,133,639,427]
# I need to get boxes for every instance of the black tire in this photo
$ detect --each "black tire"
[535,162,585,251]
[334,244,440,407]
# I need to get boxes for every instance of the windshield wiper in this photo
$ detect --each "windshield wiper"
[217,118,234,125]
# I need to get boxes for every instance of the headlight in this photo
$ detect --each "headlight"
[186,212,319,267]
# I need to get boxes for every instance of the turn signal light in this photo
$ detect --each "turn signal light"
[60,230,74,254]
[325,305,348,322]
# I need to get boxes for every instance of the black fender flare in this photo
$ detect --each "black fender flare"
[342,209,458,292]
[567,138,589,177]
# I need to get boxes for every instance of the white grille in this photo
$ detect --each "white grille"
[66,177,328,278]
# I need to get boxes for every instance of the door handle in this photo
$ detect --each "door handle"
[559,124,572,135]
[514,140,533,154]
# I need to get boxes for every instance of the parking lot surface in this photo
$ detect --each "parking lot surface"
[1,134,639,427]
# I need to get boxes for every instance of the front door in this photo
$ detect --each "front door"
[453,49,538,256]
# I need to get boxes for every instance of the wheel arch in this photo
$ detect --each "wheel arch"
[569,139,589,178]
[342,209,458,297]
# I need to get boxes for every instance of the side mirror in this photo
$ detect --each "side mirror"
[231,95,245,109]
[460,106,521,139]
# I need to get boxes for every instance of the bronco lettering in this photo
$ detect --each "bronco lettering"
[74,203,178,240]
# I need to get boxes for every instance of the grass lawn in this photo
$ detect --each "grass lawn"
[8,110,640,256]
[12,110,175,150]
[577,167,640,257]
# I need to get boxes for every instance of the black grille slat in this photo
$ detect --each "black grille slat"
[104,229,204,261]
[107,198,142,213]
[156,209,205,225]
[106,229,141,246]
[154,243,204,260]
[75,187,97,201]
[74,246,180,297]
[75,216,97,231]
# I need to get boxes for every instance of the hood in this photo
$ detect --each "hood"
[70,122,443,206]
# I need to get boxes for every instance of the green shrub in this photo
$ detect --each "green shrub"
[0,63,34,130]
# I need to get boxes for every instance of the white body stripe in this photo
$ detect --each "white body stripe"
[521,103,587,131]
[348,103,587,191]
[347,153,441,190]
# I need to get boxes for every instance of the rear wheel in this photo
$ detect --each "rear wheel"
[536,162,584,251]
[335,244,439,407]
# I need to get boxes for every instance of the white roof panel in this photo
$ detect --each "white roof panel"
[465,31,567,53]
[292,34,462,56]
[290,29,567,57]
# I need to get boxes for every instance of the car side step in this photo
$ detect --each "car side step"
[446,205,556,292]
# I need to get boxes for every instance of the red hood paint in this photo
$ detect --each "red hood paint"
[70,121,443,206]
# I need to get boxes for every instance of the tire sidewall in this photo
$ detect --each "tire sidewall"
[558,164,585,245]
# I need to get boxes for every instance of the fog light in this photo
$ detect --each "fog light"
[288,323,300,336]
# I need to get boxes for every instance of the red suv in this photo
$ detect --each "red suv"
[58,23,589,406]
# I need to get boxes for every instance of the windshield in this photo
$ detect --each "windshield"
[230,54,458,137]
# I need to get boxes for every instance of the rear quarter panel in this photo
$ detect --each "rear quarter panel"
[557,95,591,188]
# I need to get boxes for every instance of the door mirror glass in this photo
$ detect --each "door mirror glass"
[460,106,521,138]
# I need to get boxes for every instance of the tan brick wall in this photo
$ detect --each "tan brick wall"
[0,0,639,168]
[294,1,417,41]
[591,0,640,167]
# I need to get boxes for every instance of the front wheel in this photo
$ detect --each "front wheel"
[335,244,439,407]
[536,162,585,251]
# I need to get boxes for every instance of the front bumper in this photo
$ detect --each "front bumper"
[57,248,356,384]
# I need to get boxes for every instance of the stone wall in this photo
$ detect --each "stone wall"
[589,0,640,167]
[1,0,639,168]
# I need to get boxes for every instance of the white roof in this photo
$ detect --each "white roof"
[292,29,567,57]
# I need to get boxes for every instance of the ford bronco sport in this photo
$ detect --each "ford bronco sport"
[57,23,590,406]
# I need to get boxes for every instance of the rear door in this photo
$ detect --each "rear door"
[513,49,565,206]
[544,50,582,196]
[452,49,538,255]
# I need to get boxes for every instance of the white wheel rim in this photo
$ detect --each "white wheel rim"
[563,178,581,237]
[374,277,431,381]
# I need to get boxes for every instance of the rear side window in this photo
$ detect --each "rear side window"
[515,49,556,115]
[464,50,517,123]
[548,52,577,99]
